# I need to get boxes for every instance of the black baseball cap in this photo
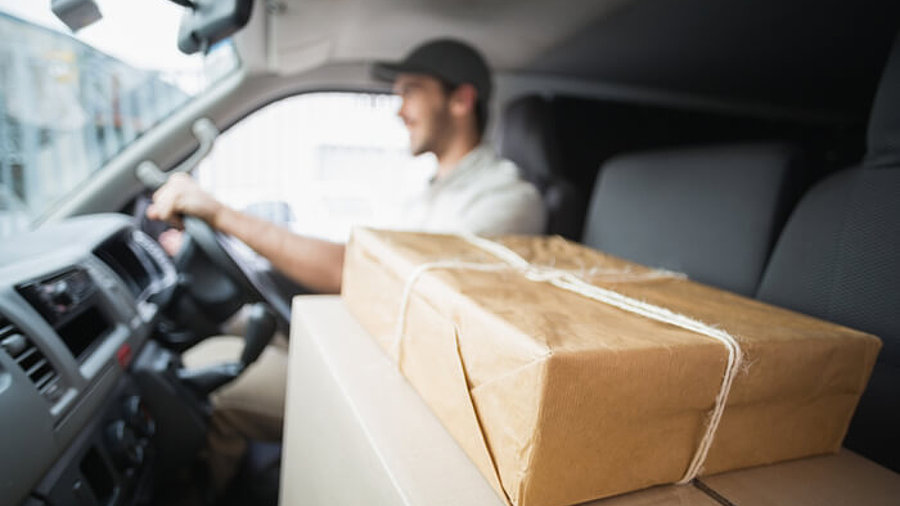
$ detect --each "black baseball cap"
[372,38,493,105]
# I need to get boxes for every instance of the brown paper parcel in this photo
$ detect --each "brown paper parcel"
[340,228,881,506]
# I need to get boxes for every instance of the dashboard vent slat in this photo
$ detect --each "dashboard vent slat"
[26,357,50,380]
[17,347,40,368]
[0,315,63,403]
[34,369,56,390]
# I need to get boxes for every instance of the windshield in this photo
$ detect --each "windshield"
[0,0,239,239]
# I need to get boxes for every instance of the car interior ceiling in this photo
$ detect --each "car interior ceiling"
[524,0,900,120]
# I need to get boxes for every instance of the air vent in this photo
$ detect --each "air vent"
[0,315,64,403]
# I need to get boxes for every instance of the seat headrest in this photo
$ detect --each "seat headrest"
[583,143,802,296]
[498,95,562,186]
[866,33,900,168]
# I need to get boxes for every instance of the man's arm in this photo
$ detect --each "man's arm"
[147,174,344,294]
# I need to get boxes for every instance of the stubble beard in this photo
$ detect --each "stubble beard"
[409,103,453,157]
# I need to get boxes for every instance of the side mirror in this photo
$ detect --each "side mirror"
[175,0,254,55]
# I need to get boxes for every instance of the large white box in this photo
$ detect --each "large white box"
[280,296,718,506]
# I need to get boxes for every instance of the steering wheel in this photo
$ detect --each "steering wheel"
[136,157,292,327]
[180,215,292,326]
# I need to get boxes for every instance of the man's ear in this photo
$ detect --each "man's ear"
[449,83,478,118]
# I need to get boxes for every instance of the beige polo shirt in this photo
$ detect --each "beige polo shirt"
[398,145,546,236]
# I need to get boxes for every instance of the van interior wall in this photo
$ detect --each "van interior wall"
[546,95,866,192]
[496,91,867,241]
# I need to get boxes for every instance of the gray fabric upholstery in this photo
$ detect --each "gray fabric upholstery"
[582,143,801,296]
[499,95,586,240]
[499,96,561,183]
[865,34,900,168]
[757,32,900,472]
[756,167,900,471]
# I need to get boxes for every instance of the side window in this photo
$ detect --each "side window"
[195,92,435,242]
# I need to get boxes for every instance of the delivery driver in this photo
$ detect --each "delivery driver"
[147,38,546,492]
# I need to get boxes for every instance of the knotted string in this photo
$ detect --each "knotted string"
[392,234,743,485]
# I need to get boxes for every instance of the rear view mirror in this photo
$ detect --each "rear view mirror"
[174,0,253,54]
[50,0,102,32]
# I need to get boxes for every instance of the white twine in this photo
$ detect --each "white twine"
[391,234,743,484]
[393,260,509,365]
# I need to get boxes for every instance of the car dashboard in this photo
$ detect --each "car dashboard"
[0,214,177,506]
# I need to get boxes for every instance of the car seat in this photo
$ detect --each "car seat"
[499,95,586,240]
[755,32,900,472]
[582,143,804,296]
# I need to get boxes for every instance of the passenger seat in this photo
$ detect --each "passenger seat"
[582,143,803,296]
[756,33,900,472]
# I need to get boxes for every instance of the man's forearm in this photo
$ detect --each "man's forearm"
[211,205,345,294]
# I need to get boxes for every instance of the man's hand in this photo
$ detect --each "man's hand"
[146,173,223,228]
[146,173,345,293]
[158,228,185,257]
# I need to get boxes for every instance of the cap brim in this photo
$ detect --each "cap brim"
[371,61,431,83]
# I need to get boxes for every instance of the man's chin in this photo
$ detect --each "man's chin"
[409,143,429,157]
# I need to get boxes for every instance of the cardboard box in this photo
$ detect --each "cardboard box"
[282,296,899,506]
[341,229,881,506]
[282,296,506,506]
[282,295,720,506]
[698,450,900,506]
